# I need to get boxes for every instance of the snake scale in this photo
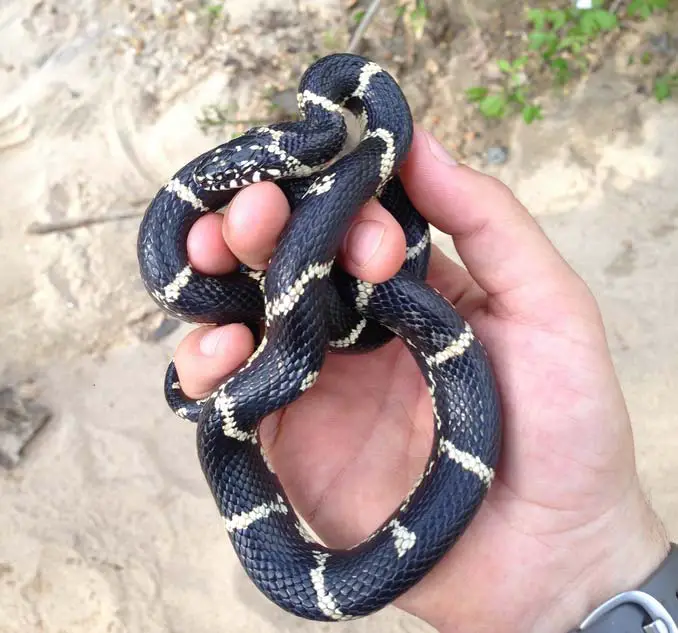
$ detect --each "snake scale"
[137,53,502,621]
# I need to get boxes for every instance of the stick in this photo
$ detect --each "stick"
[609,0,625,14]
[26,210,146,235]
[347,0,382,54]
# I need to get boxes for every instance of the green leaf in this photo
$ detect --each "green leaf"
[527,31,547,49]
[557,35,574,50]
[547,9,568,31]
[550,57,568,70]
[513,55,529,68]
[550,57,571,84]
[654,79,671,102]
[411,0,428,20]
[558,34,588,52]
[592,9,617,30]
[627,0,652,18]
[479,94,507,118]
[568,23,585,36]
[654,76,672,102]
[626,0,642,16]
[353,9,365,23]
[564,6,578,21]
[629,0,668,16]
[528,30,557,51]
[522,104,543,124]
[526,8,547,30]
[511,89,527,105]
[579,11,599,36]
[465,86,489,102]
[497,59,512,73]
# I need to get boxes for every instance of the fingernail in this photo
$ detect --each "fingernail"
[344,220,385,267]
[225,197,244,234]
[200,326,229,357]
[425,132,458,166]
[225,193,271,271]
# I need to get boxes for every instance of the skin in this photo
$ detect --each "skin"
[173,126,669,632]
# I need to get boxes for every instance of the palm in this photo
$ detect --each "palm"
[261,336,431,546]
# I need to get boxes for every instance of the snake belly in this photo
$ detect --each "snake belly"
[137,53,502,621]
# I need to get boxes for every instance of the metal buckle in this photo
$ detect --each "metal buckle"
[579,590,678,633]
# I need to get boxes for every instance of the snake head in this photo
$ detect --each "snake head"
[192,135,282,191]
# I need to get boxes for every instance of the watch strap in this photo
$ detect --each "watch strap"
[573,542,678,633]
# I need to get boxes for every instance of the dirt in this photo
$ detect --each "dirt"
[1,1,677,631]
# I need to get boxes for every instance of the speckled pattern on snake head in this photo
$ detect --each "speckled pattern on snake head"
[193,134,283,191]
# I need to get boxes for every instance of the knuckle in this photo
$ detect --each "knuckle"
[484,175,524,211]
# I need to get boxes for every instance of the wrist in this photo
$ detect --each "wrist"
[403,479,669,633]
[529,482,670,633]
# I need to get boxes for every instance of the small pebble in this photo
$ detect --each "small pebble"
[649,33,676,55]
[486,146,509,165]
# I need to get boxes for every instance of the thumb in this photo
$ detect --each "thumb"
[173,323,255,399]
[400,127,591,321]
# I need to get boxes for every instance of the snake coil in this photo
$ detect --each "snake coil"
[137,53,501,621]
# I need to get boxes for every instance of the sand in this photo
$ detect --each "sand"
[1,1,677,631]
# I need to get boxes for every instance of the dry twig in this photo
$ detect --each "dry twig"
[347,0,382,53]
[26,208,147,235]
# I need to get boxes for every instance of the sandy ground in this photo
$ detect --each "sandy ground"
[1,1,677,631]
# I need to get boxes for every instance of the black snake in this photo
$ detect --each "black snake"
[137,53,502,621]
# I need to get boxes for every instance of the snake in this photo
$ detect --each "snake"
[137,53,502,622]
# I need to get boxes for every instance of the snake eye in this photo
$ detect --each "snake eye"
[193,135,280,191]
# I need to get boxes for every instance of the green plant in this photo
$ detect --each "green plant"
[465,0,672,124]
[204,2,223,18]
[466,57,543,124]
[526,4,618,85]
[654,74,678,102]
[627,0,668,19]
[409,0,428,26]
[465,3,619,123]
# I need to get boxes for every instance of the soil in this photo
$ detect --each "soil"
[1,1,677,632]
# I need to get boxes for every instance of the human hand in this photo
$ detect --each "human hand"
[172,127,669,632]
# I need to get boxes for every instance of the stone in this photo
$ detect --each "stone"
[486,145,509,165]
[0,386,52,468]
